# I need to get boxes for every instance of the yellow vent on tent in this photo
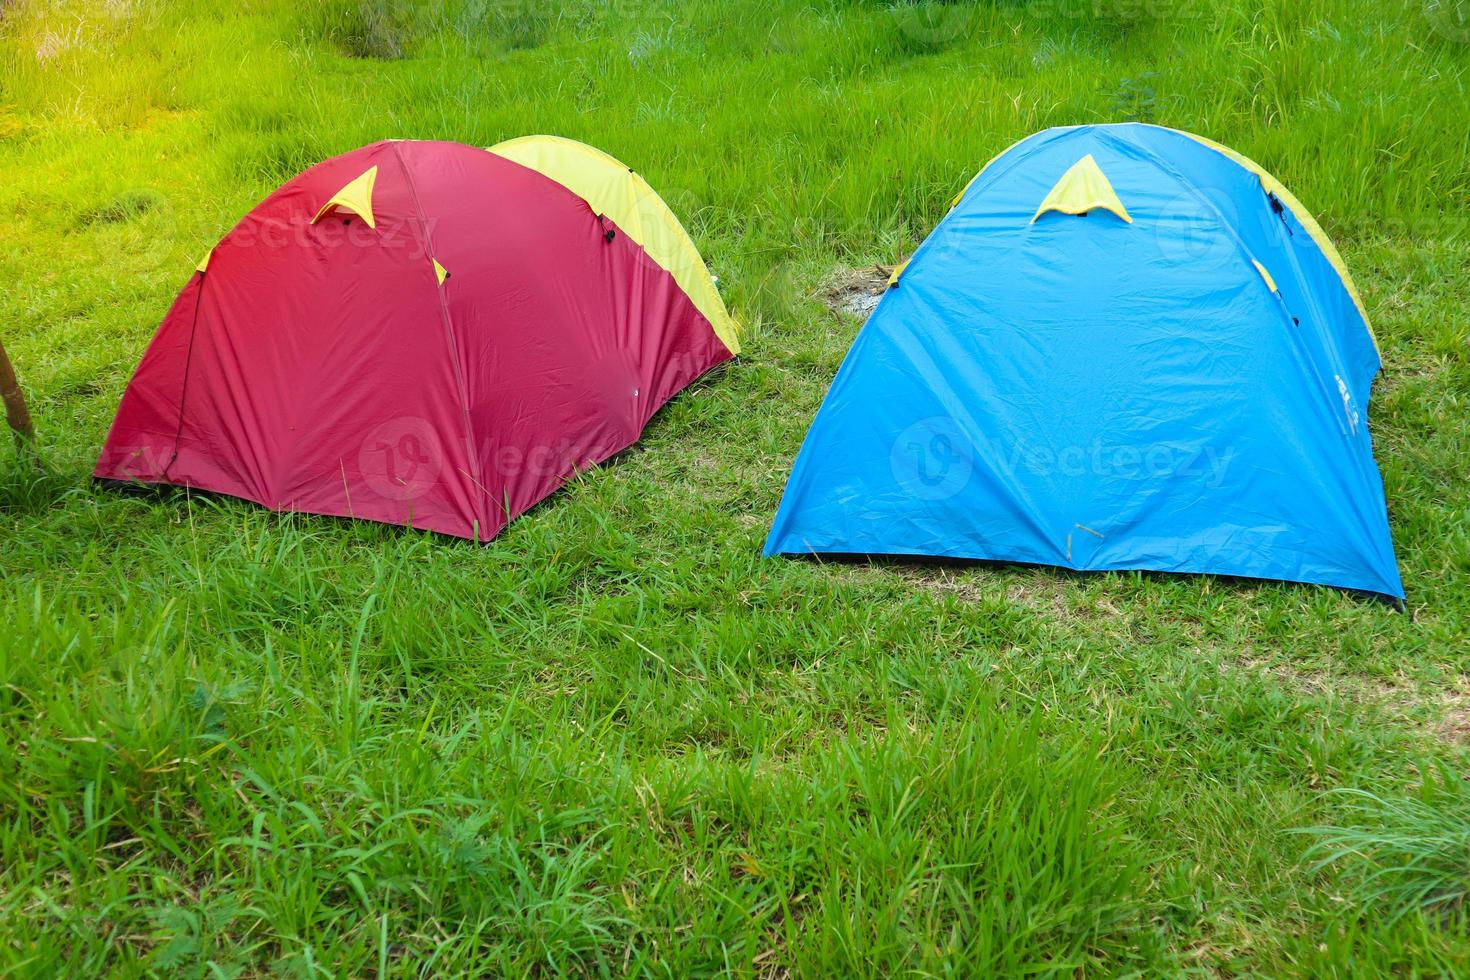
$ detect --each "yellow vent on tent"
[432,258,449,285]
[312,166,379,229]
[1251,259,1278,293]
[1166,127,1374,350]
[196,251,211,274]
[1031,154,1132,225]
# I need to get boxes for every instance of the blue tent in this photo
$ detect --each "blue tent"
[765,124,1403,600]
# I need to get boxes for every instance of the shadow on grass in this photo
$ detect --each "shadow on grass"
[773,550,1403,609]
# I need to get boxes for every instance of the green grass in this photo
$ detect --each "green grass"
[1301,763,1470,926]
[2,0,1469,973]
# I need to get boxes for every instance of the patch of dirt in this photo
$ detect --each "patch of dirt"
[821,264,895,320]
[830,555,1470,746]
[1238,657,1470,746]
[1005,576,1093,619]
[879,561,1470,747]
[1421,682,1470,744]
[1439,701,1470,744]
[892,562,1134,624]
[889,564,989,603]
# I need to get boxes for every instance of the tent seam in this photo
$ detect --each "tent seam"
[1101,131,1352,425]
[162,272,208,480]
[389,141,490,538]
[1141,123,1377,354]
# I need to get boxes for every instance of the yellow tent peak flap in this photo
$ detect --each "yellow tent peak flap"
[312,166,379,229]
[1032,154,1133,225]
[433,258,449,285]
[196,251,211,274]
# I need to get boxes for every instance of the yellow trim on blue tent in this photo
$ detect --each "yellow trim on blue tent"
[948,142,1017,212]
[886,259,911,288]
[1031,154,1133,225]
[889,142,1017,287]
[312,166,379,229]
[937,125,1374,352]
[1166,128,1374,350]
[886,137,1043,287]
[1251,259,1279,293]
[486,136,741,355]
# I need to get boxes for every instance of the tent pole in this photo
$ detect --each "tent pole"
[0,336,35,448]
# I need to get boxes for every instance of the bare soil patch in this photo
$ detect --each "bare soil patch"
[821,264,895,320]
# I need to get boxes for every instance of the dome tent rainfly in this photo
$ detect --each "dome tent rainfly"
[96,137,739,541]
[765,123,1403,601]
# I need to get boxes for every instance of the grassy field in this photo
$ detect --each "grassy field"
[3,0,1469,974]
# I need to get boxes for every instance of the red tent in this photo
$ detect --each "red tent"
[95,137,740,540]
